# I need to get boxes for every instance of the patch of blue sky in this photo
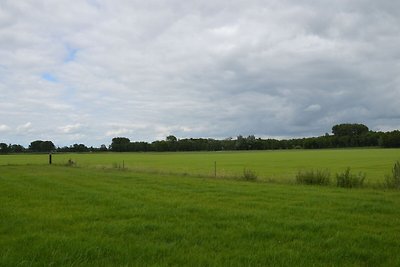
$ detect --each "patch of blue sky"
[41,72,58,83]
[64,46,78,63]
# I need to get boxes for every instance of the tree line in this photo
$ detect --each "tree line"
[1,123,400,154]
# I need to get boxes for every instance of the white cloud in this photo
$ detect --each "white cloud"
[0,124,11,132]
[305,104,321,112]
[16,122,33,133]
[58,124,82,134]
[106,128,132,137]
[0,0,399,146]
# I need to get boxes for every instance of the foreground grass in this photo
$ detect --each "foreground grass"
[1,165,400,266]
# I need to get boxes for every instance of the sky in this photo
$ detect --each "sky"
[0,0,399,147]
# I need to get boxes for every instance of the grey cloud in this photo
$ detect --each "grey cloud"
[0,0,399,146]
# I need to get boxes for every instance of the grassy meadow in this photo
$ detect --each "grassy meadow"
[1,149,400,266]
[1,148,399,184]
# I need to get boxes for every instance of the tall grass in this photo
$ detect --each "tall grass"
[385,161,400,189]
[336,167,366,188]
[242,168,258,181]
[295,169,330,185]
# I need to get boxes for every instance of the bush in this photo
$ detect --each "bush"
[385,161,400,189]
[66,159,76,167]
[112,162,119,169]
[242,168,258,181]
[336,168,366,188]
[296,169,330,185]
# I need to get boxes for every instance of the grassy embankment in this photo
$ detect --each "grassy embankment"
[1,163,400,266]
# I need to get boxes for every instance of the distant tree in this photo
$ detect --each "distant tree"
[10,144,25,153]
[0,143,9,154]
[41,141,55,152]
[380,131,400,148]
[207,138,223,151]
[29,140,55,152]
[57,146,70,152]
[151,140,168,151]
[235,135,258,150]
[166,135,178,151]
[304,138,321,149]
[110,137,131,152]
[332,123,369,136]
[128,141,149,152]
[221,137,235,150]
[235,135,246,150]
[361,131,381,147]
[29,140,43,152]
[176,138,194,151]
[166,135,177,142]
[71,143,89,152]
[247,135,256,150]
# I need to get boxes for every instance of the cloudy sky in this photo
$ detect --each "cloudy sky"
[1,0,399,147]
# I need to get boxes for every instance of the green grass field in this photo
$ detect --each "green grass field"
[1,148,399,184]
[1,149,400,266]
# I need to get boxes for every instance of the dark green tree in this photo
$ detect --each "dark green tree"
[166,135,177,142]
[380,131,400,148]
[29,140,55,152]
[71,143,89,152]
[166,135,178,151]
[41,141,55,152]
[0,143,9,154]
[110,137,131,152]
[235,135,247,150]
[10,144,25,153]
[29,140,43,152]
[332,123,369,136]
[152,140,169,151]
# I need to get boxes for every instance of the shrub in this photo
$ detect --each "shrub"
[66,159,76,167]
[242,168,258,181]
[295,169,330,185]
[385,161,400,189]
[336,168,366,188]
[112,162,119,169]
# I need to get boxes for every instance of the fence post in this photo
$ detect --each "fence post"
[214,161,217,178]
[49,153,52,165]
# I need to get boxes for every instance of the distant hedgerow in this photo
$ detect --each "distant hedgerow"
[296,169,330,185]
[336,168,366,188]
[385,161,400,189]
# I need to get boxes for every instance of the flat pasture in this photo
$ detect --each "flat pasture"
[1,165,400,266]
[1,148,399,184]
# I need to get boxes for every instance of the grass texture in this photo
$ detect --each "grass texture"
[1,148,399,184]
[1,165,400,266]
